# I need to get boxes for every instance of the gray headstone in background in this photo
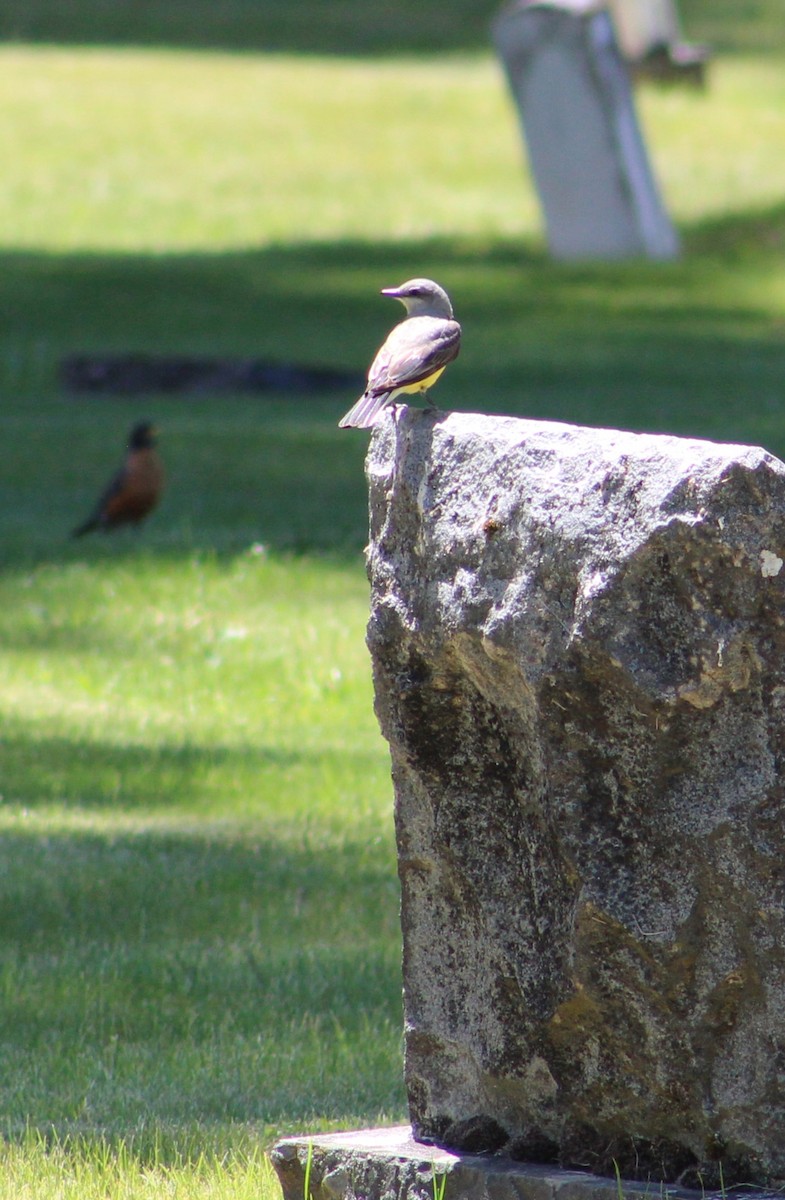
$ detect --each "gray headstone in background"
[365,409,785,1187]
[492,0,680,259]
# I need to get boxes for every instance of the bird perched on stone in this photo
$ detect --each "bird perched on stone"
[338,278,461,430]
[71,420,164,537]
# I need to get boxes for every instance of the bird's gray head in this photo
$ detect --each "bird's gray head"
[381,278,454,320]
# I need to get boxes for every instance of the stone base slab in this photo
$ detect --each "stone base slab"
[270,1126,749,1200]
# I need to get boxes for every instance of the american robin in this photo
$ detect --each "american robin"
[338,278,461,430]
[71,421,164,537]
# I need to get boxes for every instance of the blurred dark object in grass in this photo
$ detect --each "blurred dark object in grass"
[61,354,363,396]
[607,0,710,86]
[628,39,711,86]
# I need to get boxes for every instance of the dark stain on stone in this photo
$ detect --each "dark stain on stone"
[439,1114,510,1155]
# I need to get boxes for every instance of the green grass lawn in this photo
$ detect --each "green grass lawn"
[1,3,785,1197]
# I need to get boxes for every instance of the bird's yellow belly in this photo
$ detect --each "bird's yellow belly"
[398,366,446,396]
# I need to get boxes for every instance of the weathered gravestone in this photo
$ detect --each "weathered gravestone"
[368,411,785,1187]
[492,0,680,259]
[273,411,785,1198]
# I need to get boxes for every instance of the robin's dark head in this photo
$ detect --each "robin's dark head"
[128,421,158,450]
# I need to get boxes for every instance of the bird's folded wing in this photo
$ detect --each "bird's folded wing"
[367,317,461,396]
[95,468,127,514]
[70,466,126,536]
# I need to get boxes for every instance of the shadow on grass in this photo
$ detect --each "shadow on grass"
[0,725,384,814]
[0,820,397,952]
[683,202,785,261]
[2,215,783,373]
[0,0,782,56]
[0,818,405,1139]
[2,215,785,565]
[0,0,502,57]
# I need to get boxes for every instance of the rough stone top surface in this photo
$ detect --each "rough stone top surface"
[367,411,785,678]
[368,409,781,573]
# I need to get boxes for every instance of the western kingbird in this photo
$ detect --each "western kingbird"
[338,278,461,429]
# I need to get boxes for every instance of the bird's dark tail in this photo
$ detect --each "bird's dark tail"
[338,389,396,429]
[71,516,99,538]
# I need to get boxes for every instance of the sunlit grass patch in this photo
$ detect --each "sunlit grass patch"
[0,1127,281,1200]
